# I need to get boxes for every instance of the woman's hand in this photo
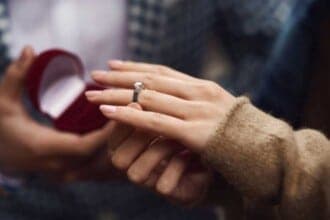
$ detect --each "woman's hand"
[0,46,114,174]
[86,61,236,153]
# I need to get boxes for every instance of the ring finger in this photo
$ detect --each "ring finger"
[86,88,190,119]
[92,71,193,99]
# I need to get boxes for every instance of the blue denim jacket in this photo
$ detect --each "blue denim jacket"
[254,0,329,127]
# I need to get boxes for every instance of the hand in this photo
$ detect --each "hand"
[60,122,134,182]
[86,61,236,153]
[0,46,113,174]
[108,103,213,206]
[64,103,213,205]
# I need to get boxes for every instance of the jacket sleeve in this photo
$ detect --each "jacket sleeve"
[202,97,330,220]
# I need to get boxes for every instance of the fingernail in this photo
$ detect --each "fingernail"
[100,105,117,114]
[85,91,102,98]
[109,60,124,67]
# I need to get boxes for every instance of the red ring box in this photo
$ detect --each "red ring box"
[25,49,108,134]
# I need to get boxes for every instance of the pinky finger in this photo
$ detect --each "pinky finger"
[100,105,186,141]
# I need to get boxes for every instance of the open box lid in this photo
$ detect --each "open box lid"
[26,49,107,134]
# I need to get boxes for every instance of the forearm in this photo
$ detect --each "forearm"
[202,97,330,219]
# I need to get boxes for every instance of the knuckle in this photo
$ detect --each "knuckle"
[140,89,155,105]
[207,82,222,97]
[148,112,164,128]
[197,81,221,98]
[176,122,189,140]
[185,101,200,112]
[179,122,196,144]
[142,74,155,89]
[155,65,170,76]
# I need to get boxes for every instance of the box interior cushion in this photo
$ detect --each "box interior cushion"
[39,55,85,118]
[26,49,108,134]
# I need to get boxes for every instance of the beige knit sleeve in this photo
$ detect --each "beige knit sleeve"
[202,97,330,219]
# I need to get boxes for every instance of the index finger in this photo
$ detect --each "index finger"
[108,61,199,82]
[35,121,115,157]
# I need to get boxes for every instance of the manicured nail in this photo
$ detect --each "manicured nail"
[85,91,102,98]
[109,60,124,67]
[100,105,117,114]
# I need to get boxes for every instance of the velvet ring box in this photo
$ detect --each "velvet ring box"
[25,49,108,134]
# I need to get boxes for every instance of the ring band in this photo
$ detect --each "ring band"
[133,81,145,103]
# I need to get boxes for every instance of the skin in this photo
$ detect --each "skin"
[0,46,117,175]
[0,47,213,206]
[109,103,213,205]
[85,61,236,205]
[86,60,236,153]
[67,103,213,205]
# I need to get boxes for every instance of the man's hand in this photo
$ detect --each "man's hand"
[67,104,212,206]
[112,132,213,206]
[0,46,113,174]
[108,104,213,206]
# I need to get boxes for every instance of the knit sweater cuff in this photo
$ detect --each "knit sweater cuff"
[202,97,288,201]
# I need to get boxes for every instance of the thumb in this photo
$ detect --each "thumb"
[0,46,35,99]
